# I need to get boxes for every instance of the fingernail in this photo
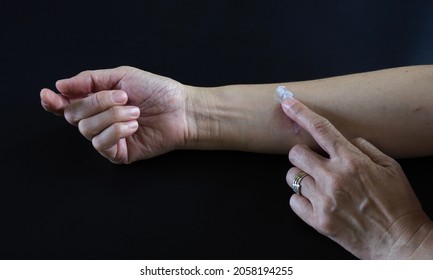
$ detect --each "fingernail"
[55,79,68,91]
[129,107,140,117]
[56,78,68,84]
[276,86,295,102]
[40,91,48,104]
[55,79,67,85]
[112,91,127,103]
[128,121,138,129]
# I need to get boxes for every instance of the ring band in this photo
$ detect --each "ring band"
[292,172,308,195]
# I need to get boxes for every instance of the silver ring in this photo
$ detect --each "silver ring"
[292,172,308,195]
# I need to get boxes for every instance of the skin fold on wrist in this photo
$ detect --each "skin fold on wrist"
[182,84,306,153]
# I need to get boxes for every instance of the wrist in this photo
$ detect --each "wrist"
[385,214,433,259]
[182,83,307,153]
[402,219,433,259]
[182,85,229,150]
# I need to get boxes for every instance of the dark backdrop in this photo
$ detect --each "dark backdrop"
[1,0,433,259]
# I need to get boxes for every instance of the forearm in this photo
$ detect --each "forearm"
[184,83,297,153]
[184,65,433,157]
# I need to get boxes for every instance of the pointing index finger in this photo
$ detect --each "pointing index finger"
[281,98,350,157]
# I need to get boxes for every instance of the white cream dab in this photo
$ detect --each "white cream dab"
[276,85,294,102]
[276,86,301,135]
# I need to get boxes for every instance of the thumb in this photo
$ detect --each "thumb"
[56,67,129,96]
[350,137,393,166]
[40,88,70,116]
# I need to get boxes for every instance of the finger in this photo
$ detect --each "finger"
[64,90,128,126]
[281,99,350,157]
[98,138,128,164]
[92,120,139,152]
[288,144,327,177]
[350,137,394,166]
[78,106,140,140]
[40,88,70,116]
[289,194,314,227]
[286,167,316,198]
[56,67,130,96]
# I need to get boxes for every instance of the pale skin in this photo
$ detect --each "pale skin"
[282,99,433,259]
[40,65,433,259]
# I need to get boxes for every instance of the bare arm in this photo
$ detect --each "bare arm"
[41,66,433,258]
[185,65,433,158]
[41,65,433,163]
[281,97,433,259]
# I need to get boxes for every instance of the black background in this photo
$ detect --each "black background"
[1,0,433,259]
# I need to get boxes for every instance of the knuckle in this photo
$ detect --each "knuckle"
[314,198,339,236]
[388,157,402,170]
[343,157,362,174]
[110,106,123,121]
[351,137,366,146]
[80,70,95,91]
[310,117,332,134]
[79,69,92,76]
[290,103,305,116]
[117,65,131,71]
[328,171,347,190]
[288,144,304,162]
[315,215,335,236]
[91,92,104,109]
[78,119,91,139]
[111,123,125,138]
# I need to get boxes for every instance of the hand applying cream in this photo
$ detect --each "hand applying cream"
[276,86,301,135]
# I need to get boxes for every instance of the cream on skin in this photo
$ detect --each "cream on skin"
[276,86,301,135]
[276,85,294,101]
